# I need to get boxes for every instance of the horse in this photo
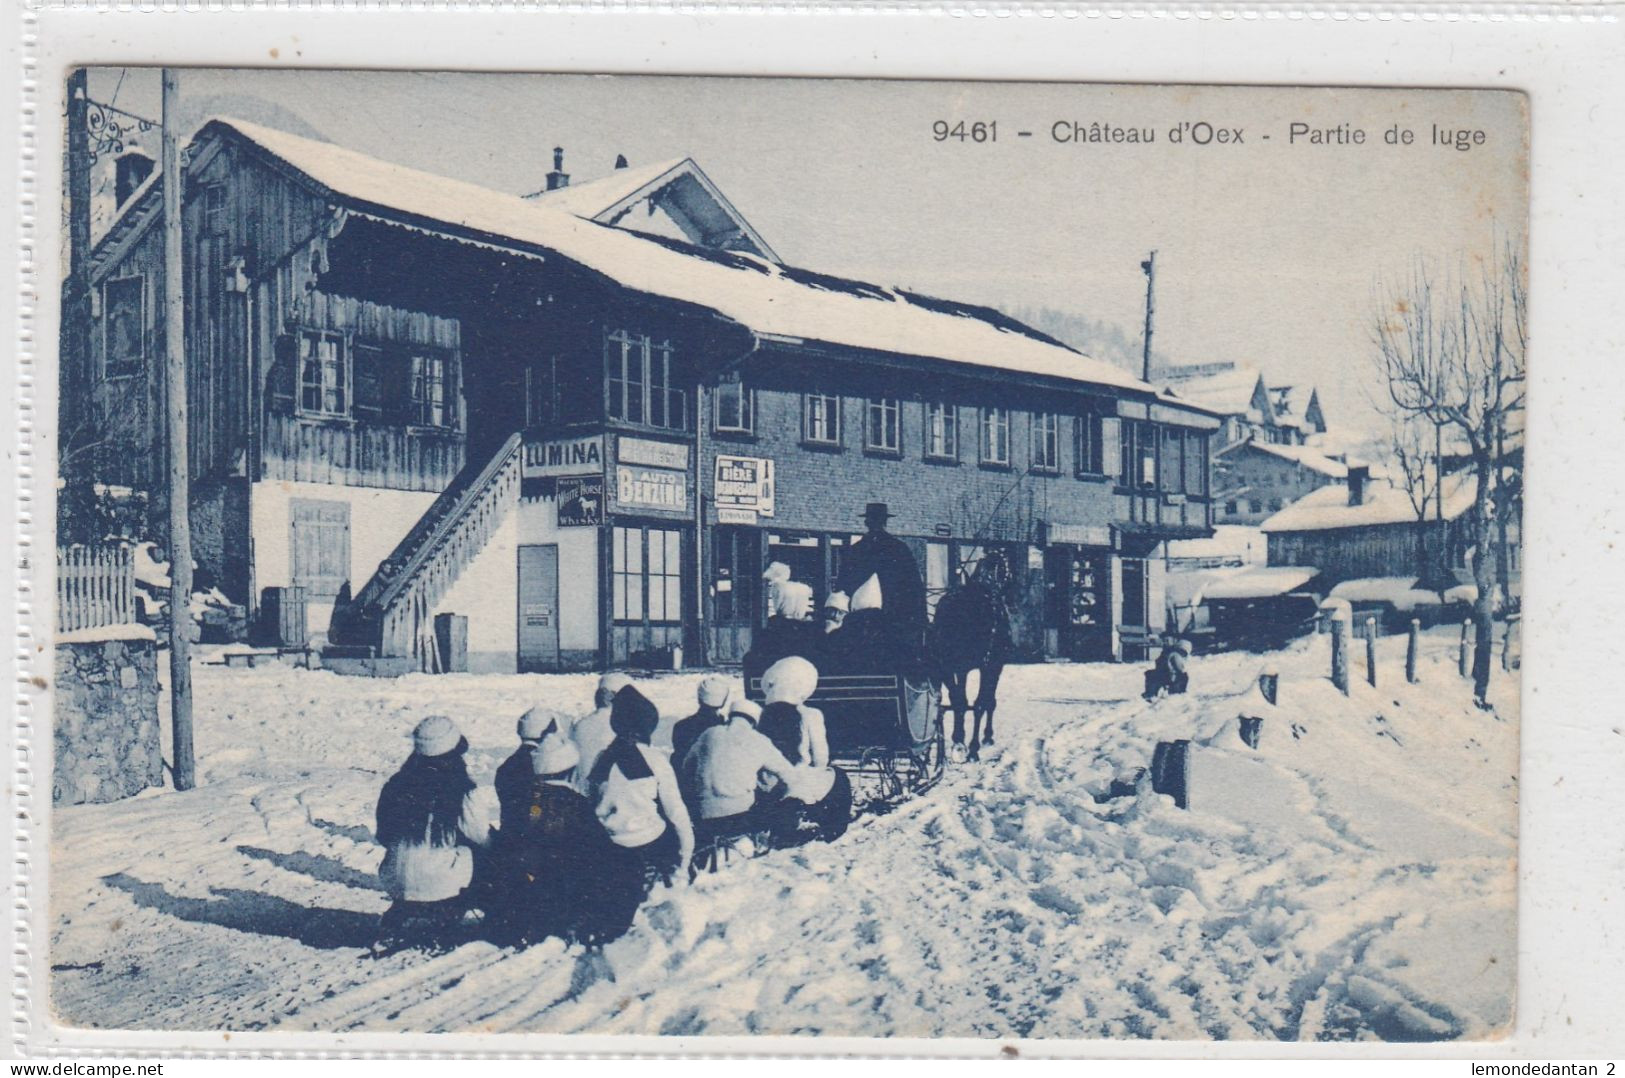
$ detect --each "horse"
[929,553,1013,762]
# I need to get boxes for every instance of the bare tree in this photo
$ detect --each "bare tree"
[1372,237,1526,706]
[1384,406,1445,591]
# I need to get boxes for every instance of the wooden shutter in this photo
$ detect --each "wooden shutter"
[269,333,297,414]
[352,343,385,423]
[289,498,351,600]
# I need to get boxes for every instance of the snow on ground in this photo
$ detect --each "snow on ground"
[49,630,1517,1040]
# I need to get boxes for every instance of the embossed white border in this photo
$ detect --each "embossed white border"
[7,1,1624,1060]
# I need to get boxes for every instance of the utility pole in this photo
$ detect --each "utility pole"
[161,69,196,791]
[61,71,93,539]
[1140,251,1157,383]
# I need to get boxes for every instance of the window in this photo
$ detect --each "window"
[865,398,901,453]
[1120,420,1157,488]
[289,498,350,601]
[613,525,682,624]
[102,276,145,378]
[1160,425,1184,492]
[1225,500,1239,515]
[713,380,754,434]
[527,355,564,428]
[925,401,958,460]
[203,183,227,234]
[1031,412,1060,473]
[298,329,348,417]
[608,330,685,430]
[1075,412,1104,475]
[803,392,842,445]
[1269,497,1284,512]
[410,352,451,427]
[1249,499,1264,515]
[980,407,1011,466]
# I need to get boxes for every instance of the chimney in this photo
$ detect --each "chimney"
[115,151,155,207]
[545,147,570,191]
[1347,464,1370,506]
[614,154,629,170]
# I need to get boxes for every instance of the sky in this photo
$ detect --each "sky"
[83,69,1529,442]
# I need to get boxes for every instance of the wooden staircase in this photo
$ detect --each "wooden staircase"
[328,432,523,671]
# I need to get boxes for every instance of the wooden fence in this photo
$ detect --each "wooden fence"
[57,545,137,633]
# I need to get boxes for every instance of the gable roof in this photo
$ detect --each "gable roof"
[114,118,1166,399]
[1260,471,1476,533]
[1226,438,1348,478]
[525,157,779,263]
[1161,365,1271,422]
[1268,383,1326,433]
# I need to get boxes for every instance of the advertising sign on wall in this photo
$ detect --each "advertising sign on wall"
[557,476,605,527]
[617,436,689,471]
[522,436,604,479]
[714,455,776,518]
[616,466,687,512]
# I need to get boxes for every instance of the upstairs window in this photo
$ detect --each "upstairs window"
[980,407,1011,466]
[1031,412,1060,473]
[925,401,958,460]
[298,329,348,418]
[102,275,146,379]
[803,392,842,445]
[1184,430,1208,495]
[1160,425,1185,493]
[608,330,685,431]
[865,398,901,453]
[1075,412,1105,475]
[1120,420,1158,489]
[713,381,755,434]
[410,352,450,428]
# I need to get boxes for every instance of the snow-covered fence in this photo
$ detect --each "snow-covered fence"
[57,544,136,634]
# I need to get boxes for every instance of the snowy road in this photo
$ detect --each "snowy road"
[49,631,1517,1040]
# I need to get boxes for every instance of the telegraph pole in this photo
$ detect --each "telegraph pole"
[1140,251,1157,382]
[161,69,196,791]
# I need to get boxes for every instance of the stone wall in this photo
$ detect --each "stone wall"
[54,633,164,805]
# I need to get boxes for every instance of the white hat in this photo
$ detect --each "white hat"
[823,592,851,614]
[517,704,566,742]
[773,580,814,620]
[697,676,733,709]
[411,715,463,758]
[762,655,819,706]
[727,698,762,724]
[596,671,634,706]
[762,561,792,585]
[531,723,580,776]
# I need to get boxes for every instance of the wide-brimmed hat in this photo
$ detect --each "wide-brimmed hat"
[411,715,465,758]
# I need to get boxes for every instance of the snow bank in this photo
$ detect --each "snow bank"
[57,622,157,644]
[49,629,1517,1040]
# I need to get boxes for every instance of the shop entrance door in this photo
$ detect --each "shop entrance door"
[1048,546,1113,662]
[517,544,560,672]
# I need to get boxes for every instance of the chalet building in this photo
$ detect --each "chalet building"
[69,117,1219,673]
[1159,362,1326,449]
[1212,438,1348,526]
[1260,467,1520,599]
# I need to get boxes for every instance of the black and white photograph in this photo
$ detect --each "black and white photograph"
[39,68,1534,1042]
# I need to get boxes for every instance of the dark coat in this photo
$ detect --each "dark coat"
[671,706,725,777]
[494,745,537,841]
[837,529,927,638]
[495,779,610,944]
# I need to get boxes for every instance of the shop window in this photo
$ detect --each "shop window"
[102,275,145,379]
[298,329,349,418]
[289,498,350,600]
[865,397,901,453]
[1031,412,1060,473]
[613,525,682,625]
[980,408,1010,466]
[713,381,754,434]
[803,392,842,445]
[1075,412,1105,476]
[924,401,958,460]
[607,330,685,431]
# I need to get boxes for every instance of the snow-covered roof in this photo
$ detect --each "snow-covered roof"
[1327,577,1446,612]
[1161,365,1269,420]
[1260,471,1477,533]
[526,157,687,214]
[1202,566,1320,600]
[1237,440,1349,478]
[205,119,1158,397]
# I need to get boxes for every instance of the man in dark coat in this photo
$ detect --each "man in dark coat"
[834,502,928,660]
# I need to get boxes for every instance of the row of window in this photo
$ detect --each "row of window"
[714,383,1209,494]
[293,328,458,429]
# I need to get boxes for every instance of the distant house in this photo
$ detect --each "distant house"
[1213,438,1348,526]
[1265,383,1327,445]
[1260,467,1518,598]
[1158,363,1276,448]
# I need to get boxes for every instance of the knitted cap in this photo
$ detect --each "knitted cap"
[517,704,566,742]
[697,675,733,709]
[411,715,463,758]
[762,655,819,706]
[609,684,660,744]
